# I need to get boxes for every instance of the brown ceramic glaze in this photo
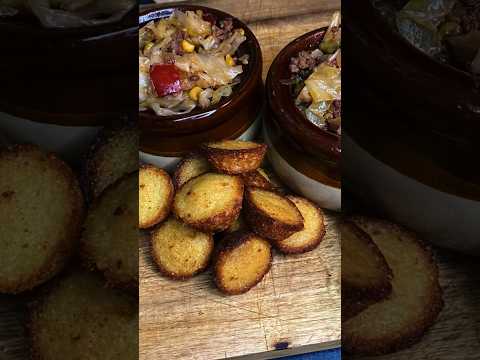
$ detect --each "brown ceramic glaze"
[139,5,263,155]
[0,9,137,126]
[266,28,341,163]
[265,113,340,187]
[344,1,480,144]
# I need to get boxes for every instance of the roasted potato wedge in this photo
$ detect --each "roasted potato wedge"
[173,173,244,232]
[30,269,138,360]
[81,173,138,290]
[202,140,267,174]
[341,220,392,309]
[0,145,84,294]
[173,153,211,189]
[275,196,325,254]
[240,168,273,190]
[244,187,304,240]
[151,218,214,280]
[343,217,443,355]
[139,165,174,229]
[214,232,272,295]
[83,125,138,201]
[224,213,249,233]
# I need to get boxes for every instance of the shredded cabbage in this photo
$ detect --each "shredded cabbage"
[304,62,341,103]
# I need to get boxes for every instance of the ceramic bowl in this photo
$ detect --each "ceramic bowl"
[344,133,480,254]
[0,111,101,161]
[263,115,341,211]
[344,1,480,144]
[139,5,263,160]
[266,27,340,163]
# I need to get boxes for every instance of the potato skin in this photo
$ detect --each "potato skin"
[341,220,393,308]
[0,144,84,294]
[244,188,304,241]
[240,170,273,190]
[274,196,326,254]
[173,174,244,233]
[343,217,444,356]
[214,231,272,295]
[173,153,211,190]
[202,143,267,175]
[139,164,174,229]
[150,219,214,281]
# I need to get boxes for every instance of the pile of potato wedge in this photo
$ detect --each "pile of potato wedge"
[341,217,443,356]
[139,140,326,295]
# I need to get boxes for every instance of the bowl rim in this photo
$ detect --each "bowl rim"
[266,27,341,160]
[0,8,137,39]
[139,4,262,127]
[354,1,473,82]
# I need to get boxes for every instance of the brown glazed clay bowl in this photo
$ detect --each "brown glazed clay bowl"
[266,28,341,164]
[0,8,137,74]
[343,0,480,144]
[0,8,137,124]
[139,4,263,150]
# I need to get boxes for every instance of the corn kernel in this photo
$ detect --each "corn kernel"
[189,86,203,101]
[181,40,195,53]
[143,42,154,53]
[225,54,235,66]
[239,28,245,36]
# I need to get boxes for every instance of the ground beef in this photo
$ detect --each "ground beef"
[289,49,328,73]
[166,31,186,56]
[212,17,234,42]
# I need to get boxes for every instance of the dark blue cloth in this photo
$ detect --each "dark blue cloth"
[283,348,341,360]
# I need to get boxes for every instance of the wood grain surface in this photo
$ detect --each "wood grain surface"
[140,212,341,360]
[346,251,480,360]
[139,1,341,359]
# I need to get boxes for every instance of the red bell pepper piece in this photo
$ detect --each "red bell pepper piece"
[150,64,181,97]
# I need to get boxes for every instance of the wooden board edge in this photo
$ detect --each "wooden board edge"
[228,340,341,360]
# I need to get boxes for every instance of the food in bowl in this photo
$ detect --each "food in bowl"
[139,9,248,116]
[372,0,480,74]
[287,12,341,135]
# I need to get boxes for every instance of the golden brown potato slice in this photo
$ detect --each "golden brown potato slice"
[30,269,138,360]
[343,217,443,356]
[84,125,138,201]
[139,165,174,229]
[81,173,138,290]
[202,140,267,174]
[244,187,304,240]
[173,153,211,189]
[240,168,273,190]
[151,218,214,280]
[224,213,249,233]
[0,145,84,294]
[275,196,325,254]
[342,295,374,322]
[341,220,392,309]
[214,232,272,295]
[173,173,244,232]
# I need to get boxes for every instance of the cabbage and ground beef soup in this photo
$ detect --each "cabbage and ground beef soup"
[139,10,248,116]
[288,12,341,136]
[373,0,480,74]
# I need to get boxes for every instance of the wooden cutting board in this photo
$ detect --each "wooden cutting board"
[139,2,341,359]
[139,212,341,360]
